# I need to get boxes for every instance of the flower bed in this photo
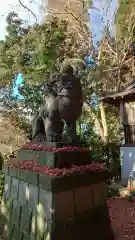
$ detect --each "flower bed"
[8,160,105,176]
[108,197,135,240]
[21,143,89,152]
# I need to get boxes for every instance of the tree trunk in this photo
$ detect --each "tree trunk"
[99,101,108,143]
[83,101,108,142]
[83,102,104,141]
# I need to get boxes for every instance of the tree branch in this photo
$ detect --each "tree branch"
[18,0,37,23]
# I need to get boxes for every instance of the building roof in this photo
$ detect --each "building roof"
[99,79,135,102]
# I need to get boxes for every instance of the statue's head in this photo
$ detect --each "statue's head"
[60,63,74,76]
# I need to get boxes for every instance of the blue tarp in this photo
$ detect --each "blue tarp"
[84,56,96,68]
[11,72,24,100]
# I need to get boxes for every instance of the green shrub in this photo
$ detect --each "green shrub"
[0,174,4,202]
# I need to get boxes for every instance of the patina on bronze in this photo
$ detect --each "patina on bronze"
[32,64,83,142]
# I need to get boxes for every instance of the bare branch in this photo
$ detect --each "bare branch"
[18,0,37,23]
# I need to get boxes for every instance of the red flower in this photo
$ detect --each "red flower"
[21,143,89,152]
[8,159,105,176]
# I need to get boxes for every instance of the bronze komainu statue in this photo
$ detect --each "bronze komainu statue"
[32,64,83,142]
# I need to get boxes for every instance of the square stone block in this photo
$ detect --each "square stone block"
[27,184,39,210]
[9,168,38,186]
[22,233,30,240]
[1,220,14,239]
[36,215,47,239]
[74,185,93,214]
[18,181,28,206]
[20,205,32,235]
[39,188,52,220]
[54,190,74,221]
[43,231,51,240]
[11,200,21,227]
[30,213,47,239]
[93,183,105,206]
[12,226,23,240]
[3,175,11,200]
[39,175,52,191]
[10,177,19,200]
[17,149,37,161]
[0,198,13,219]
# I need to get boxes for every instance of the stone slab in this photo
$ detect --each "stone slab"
[74,185,93,214]
[2,175,11,200]
[20,205,32,235]
[38,188,52,221]
[0,198,13,219]
[12,226,23,240]
[54,190,74,221]
[93,183,105,206]
[18,181,28,206]
[39,170,109,192]
[10,177,19,200]
[11,200,21,227]
[17,149,91,168]
[9,168,38,185]
[27,184,39,210]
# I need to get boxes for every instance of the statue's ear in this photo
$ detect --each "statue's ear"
[53,83,58,92]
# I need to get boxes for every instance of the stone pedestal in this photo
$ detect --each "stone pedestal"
[0,142,113,240]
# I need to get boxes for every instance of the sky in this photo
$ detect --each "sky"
[0,0,118,41]
[90,0,118,44]
[0,0,44,40]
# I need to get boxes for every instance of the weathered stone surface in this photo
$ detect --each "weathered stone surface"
[10,177,19,200]
[22,232,30,240]
[17,148,91,168]
[9,168,38,185]
[0,198,13,219]
[20,205,32,234]
[27,184,39,210]
[37,215,47,239]
[18,181,28,205]
[17,149,37,162]
[39,175,52,191]
[43,231,51,240]
[93,183,105,206]
[1,218,14,239]
[55,190,74,221]
[30,214,36,238]
[31,213,47,239]
[74,186,93,214]
[0,143,112,240]
[39,188,52,220]
[2,175,11,200]
[1,221,10,239]
[12,226,23,240]
[11,200,21,227]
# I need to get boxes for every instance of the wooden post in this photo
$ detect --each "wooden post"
[120,99,125,144]
[120,99,124,126]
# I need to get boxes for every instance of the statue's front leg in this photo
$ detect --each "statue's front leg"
[43,117,62,142]
[32,111,46,142]
[66,122,78,142]
[32,114,41,140]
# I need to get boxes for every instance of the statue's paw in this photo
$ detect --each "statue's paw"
[46,134,61,142]
[34,134,46,142]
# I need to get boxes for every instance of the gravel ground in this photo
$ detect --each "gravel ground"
[108,197,135,240]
